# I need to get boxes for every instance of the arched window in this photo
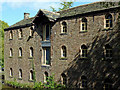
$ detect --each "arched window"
[44,71,48,83]
[105,44,112,58]
[105,14,112,28]
[18,29,23,38]
[10,68,13,77]
[80,76,87,88]
[61,73,67,85]
[103,78,112,90]
[19,69,22,79]
[61,21,67,33]
[61,46,67,58]
[81,44,87,58]
[9,31,13,39]
[10,48,13,57]
[29,70,34,80]
[30,47,33,57]
[81,18,87,31]
[19,47,22,57]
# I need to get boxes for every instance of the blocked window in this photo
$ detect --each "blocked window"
[18,29,23,38]
[19,69,22,79]
[61,46,67,58]
[81,18,87,31]
[30,47,33,57]
[105,14,112,28]
[29,70,34,80]
[103,78,112,90]
[61,21,67,33]
[19,47,22,57]
[61,73,67,85]
[44,71,48,83]
[9,31,13,39]
[10,68,13,77]
[10,48,13,57]
[42,48,50,65]
[80,76,87,88]
[81,45,87,58]
[105,44,112,58]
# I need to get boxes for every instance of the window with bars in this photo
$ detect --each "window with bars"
[61,46,67,58]
[105,14,112,28]
[81,18,87,31]
[81,45,87,58]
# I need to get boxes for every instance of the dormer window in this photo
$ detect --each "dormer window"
[43,24,50,41]
[61,21,67,33]
[105,14,112,29]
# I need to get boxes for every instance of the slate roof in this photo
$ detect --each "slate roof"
[5,1,120,30]
[58,2,119,18]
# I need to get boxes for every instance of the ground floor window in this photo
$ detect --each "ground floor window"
[42,47,50,65]
[29,70,34,80]
[10,68,13,77]
[44,71,48,83]
[61,73,67,85]
[19,69,22,79]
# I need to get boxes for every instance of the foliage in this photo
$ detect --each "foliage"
[0,20,9,68]
[50,1,74,12]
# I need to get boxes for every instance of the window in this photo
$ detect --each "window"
[61,21,67,33]
[29,70,34,80]
[105,44,112,58]
[10,48,13,57]
[103,78,112,90]
[43,25,50,41]
[30,47,33,57]
[9,31,13,39]
[80,76,87,88]
[42,48,50,65]
[19,69,22,79]
[44,71,48,83]
[18,29,23,38]
[19,47,22,57]
[30,30,33,36]
[81,45,87,58]
[81,18,87,31]
[61,46,67,58]
[10,68,13,77]
[61,73,67,85]
[105,14,112,28]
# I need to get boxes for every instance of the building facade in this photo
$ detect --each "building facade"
[4,2,120,89]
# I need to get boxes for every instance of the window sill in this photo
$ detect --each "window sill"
[9,76,13,78]
[102,28,113,31]
[28,79,34,82]
[41,65,51,67]
[60,57,67,60]
[9,56,13,58]
[60,33,67,35]
[18,78,22,80]
[79,30,87,33]
[28,57,33,59]
[18,56,22,58]
[9,39,13,40]
[18,38,23,40]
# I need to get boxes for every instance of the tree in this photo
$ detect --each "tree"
[50,1,74,12]
[0,20,9,68]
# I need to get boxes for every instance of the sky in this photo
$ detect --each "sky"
[0,0,102,26]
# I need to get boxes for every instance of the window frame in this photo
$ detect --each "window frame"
[81,45,88,58]
[18,29,23,39]
[18,69,22,79]
[30,47,33,57]
[10,48,13,57]
[61,21,67,34]
[19,47,22,57]
[43,24,51,41]
[44,72,48,83]
[9,31,13,40]
[80,76,87,88]
[42,47,51,66]
[29,70,34,81]
[10,68,13,77]
[61,46,67,58]
[81,18,87,32]
[105,14,113,29]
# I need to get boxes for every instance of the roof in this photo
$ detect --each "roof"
[33,9,60,22]
[5,1,120,30]
[58,2,119,18]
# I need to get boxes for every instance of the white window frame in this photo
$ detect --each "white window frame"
[105,14,113,29]
[81,18,87,32]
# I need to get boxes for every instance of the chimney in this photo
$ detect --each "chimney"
[24,13,30,19]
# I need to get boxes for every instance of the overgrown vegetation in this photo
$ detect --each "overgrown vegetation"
[0,20,9,69]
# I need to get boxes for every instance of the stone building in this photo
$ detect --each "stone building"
[4,2,120,89]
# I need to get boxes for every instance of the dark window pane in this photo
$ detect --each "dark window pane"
[46,25,50,40]
[46,48,50,65]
